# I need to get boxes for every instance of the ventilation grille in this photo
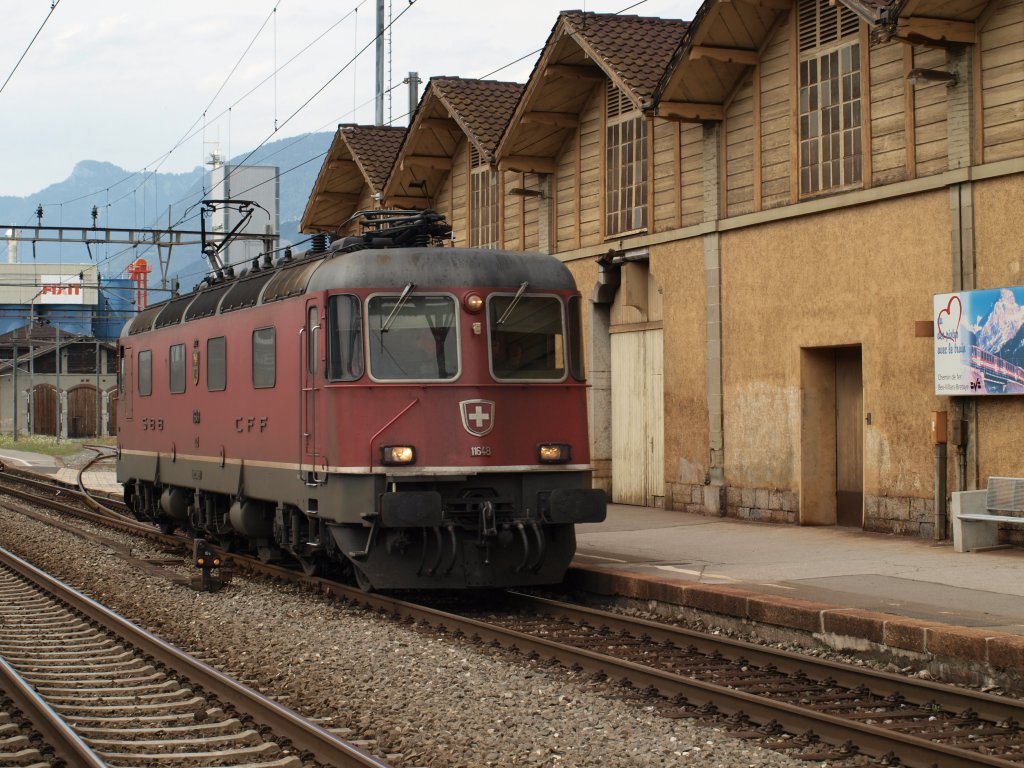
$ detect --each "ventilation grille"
[799,0,860,52]
[606,83,635,120]
[470,145,485,169]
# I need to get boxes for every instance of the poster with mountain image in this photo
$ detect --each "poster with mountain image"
[935,287,1024,396]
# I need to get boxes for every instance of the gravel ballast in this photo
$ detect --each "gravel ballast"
[0,506,817,767]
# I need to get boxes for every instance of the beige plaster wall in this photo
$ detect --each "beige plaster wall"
[972,173,1024,480]
[651,239,709,491]
[720,190,952,499]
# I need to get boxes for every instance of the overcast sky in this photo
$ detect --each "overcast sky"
[0,0,702,199]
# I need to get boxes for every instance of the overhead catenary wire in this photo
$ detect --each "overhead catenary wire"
[44,0,365,211]
[0,0,63,100]
[40,0,664,287]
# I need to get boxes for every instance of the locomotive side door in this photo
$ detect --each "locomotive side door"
[120,345,133,421]
[299,300,324,484]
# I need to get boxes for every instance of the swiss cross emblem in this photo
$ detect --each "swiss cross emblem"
[460,399,495,437]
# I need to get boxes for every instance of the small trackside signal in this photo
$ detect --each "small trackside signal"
[191,538,229,592]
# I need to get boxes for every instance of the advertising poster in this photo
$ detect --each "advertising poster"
[934,287,1024,396]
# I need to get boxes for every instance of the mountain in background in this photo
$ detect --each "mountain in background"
[0,131,333,292]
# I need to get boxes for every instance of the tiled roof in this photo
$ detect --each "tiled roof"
[341,125,405,194]
[561,12,688,104]
[429,78,524,158]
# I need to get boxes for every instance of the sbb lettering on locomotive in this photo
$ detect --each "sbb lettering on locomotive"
[116,210,606,590]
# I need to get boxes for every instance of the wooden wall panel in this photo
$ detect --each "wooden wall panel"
[760,20,792,210]
[981,0,1024,162]
[725,80,756,216]
[652,119,679,233]
[869,40,909,185]
[913,46,949,177]
[523,176,541,252]
[556,128,579,252]
[450,140,470,244]
[578,90,603,246]
[502,171,522,248]
[680,124,704,227]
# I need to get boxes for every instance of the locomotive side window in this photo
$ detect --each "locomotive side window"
[488,295,567,381]
[367,294,458,381]
[169,344,186,394]
[327,294,363,381]
[207,336,226,391]
[252,327,276,388]
[567,296,585,381]
[138,350,152,396]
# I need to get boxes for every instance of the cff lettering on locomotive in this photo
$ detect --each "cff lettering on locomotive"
[115,210,606,590]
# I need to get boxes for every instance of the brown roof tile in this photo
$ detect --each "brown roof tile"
[429,77,524,159]
[340,125,406,194]
[561,12,688,104]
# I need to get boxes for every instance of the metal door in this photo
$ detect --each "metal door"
[299,301,325,484]
[835,347,864,526]
[611,328,664,506]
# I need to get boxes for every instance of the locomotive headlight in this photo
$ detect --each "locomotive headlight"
[381,445,416,465]
[538,443,571,464]
[463,293,483,313]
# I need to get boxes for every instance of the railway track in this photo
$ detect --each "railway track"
[0,545,391,768]
[2,466,1024,766]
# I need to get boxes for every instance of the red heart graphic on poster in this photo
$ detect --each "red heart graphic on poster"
[937,295,962,341]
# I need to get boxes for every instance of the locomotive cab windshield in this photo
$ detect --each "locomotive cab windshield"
[367,294,459,381]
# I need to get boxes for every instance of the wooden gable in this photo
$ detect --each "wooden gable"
[300,125,405,234]
[654,0,791,121]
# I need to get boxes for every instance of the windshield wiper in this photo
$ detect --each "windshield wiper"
[382,283,415,332]
[497,281,529,326]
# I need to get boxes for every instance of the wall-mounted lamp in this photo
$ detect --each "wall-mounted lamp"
[907,67,958,86]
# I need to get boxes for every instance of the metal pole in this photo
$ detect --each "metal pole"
[54,322,60,440]
[375,0,385,125]
[12,344,18,440]
[407,72,420,123]
[934,443,948,540]
[96,340,101,438]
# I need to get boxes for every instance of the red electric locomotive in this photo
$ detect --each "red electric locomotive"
[116,211,606,590]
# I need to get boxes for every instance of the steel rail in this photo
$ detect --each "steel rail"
[3,466,1021,766]
[317,586,1023,768]
[506,592,1024,726]
[0,655,108,768]
[0,545,393,768]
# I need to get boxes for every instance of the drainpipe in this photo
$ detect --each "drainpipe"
[932,411,947,540]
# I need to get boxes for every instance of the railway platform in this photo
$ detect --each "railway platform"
[571,504,1024,674]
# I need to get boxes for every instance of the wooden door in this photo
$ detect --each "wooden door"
[611,328,664,506]
[835,347,864,527]
[32,384,57,436]
[67,384,98,438]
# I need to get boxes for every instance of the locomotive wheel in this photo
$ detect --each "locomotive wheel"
[353,566,374,593]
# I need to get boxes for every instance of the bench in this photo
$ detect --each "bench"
[952,477,1024,552]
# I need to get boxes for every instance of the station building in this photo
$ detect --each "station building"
[302,0,1024,542]
[0,263,135,438]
